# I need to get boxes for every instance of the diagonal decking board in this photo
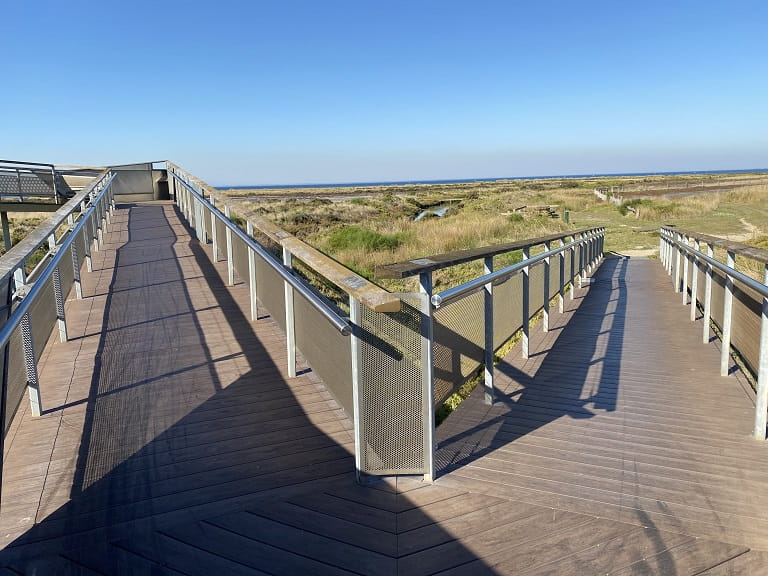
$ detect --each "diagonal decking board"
[0,202,766,574]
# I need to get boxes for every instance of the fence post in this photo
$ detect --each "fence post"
[20,311,41,416]
[754,264,768,440]
[674,232,682,292]
[47,235,68,343]
[721,250,735,376]
[522,246,530,359]
[418,274,436,482]
[247,221,258,321]
[349,296,364,482]
[559,238,565,313]
[210,195,219,262]
[483,256,494,405]
[283,247,297,378]
[543,241,551,332]
[703,242,714,343]
[682,235,690,304]
[569,236,576,300]
[224,205,234,286]
[690,240,700,321]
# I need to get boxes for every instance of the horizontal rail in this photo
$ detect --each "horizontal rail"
[168,170,352,335]
[166,162,399,313]
[659,227,768,440]
[0,172,114,350]
[662,230,768,298]
[376,228,601,280]
[0,169,111,285]
[662,226,768,265]
[0,159,56,169]
[432,229,604,308]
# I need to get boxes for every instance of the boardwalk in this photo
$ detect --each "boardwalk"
[1,202,767,574]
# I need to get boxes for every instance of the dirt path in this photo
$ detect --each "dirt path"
[726,218,760,242]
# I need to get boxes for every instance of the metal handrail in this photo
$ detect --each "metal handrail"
[432,229,604,308]
[168,170,351,336]
[0,172,115,351]
[661,229,768,298]
[659,226,768,441]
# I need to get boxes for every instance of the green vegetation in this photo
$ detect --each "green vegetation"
[327,225,407,252]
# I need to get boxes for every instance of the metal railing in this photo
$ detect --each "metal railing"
[0,159,62,203]
[0,169,115,428]
[659,227,768,439]
[168,164,433,482]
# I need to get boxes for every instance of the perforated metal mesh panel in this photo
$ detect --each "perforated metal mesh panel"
[0,173,55,198]
[696,266,761,376]
[358,294,427,475]
[433,292,484,406]
[294,290,353,415]
[230,233,249,285]
[29,276,57,360]
[215,218,227,260]
[58,246,76,293]
[256,252,287,330]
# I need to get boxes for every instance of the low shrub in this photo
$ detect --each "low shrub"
[327,225,406,252]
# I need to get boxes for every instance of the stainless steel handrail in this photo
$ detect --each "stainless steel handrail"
[0,173,115,351]
[168,169,352,336]
[432,229,604,308]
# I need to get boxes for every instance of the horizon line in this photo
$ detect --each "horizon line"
[214,167,768,190]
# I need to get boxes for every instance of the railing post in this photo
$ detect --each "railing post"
[247,221,258,321]
[721,250,735,376]
[690,240,700,321]
[81,201,93,273]
[483,256,494,405]
[543,241,550,332]
[48,235,67,343]
[418,272,435,482]
[283,247,297,378]
[674,232,682,292]
[703,242,714,343]
[71,238,82,299]
[569,236,576,300]
[210,195,219,262]
[682,235,690,304]
[349,295,364,482]
[754,264,768,440]
[522,246,530,359]
[558,238,565,313]
[224,205,234,286]
[20,311,41,416]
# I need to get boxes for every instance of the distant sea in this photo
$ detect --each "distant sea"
[216,168,768,191]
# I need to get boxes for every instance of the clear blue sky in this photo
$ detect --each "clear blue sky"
[3,1,767,185]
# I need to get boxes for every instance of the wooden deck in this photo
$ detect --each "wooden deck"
[0,202,767,574]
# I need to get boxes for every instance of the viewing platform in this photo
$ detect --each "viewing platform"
[0,162,767,574]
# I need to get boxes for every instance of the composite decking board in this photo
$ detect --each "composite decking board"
[526,527,694,576]
[207,512,398,576]
[246,499,400,557]
[397,510,599,576]
[159,520,361,576]
[609,539,749,576]
[396,501,547,556]
[699,549,768,574]
[3,205,767,574]
[112,532,270,576]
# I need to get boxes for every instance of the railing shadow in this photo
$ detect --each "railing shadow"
[436,256,629,474]
[0,202,499,574]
